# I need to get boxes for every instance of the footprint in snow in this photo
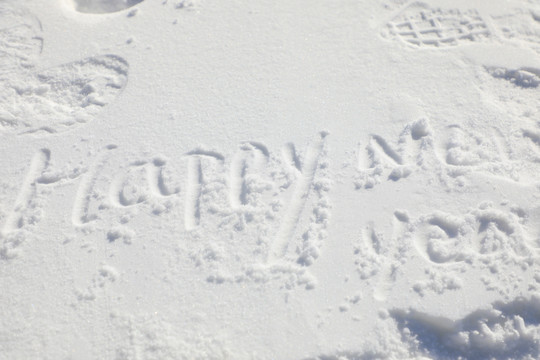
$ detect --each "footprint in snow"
[0,2,129,134]
[70,0,144,14]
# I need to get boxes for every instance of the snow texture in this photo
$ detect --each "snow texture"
[3,0,540,358]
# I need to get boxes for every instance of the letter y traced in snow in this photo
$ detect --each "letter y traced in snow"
[268,132,328,263]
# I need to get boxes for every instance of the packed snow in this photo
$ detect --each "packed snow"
[2,0,540,358]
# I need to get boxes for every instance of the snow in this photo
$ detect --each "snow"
[2,0,540,358]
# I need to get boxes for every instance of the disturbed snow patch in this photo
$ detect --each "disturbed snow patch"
[390,295,540,359]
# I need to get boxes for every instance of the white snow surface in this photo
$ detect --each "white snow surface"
[2,0,540,358]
